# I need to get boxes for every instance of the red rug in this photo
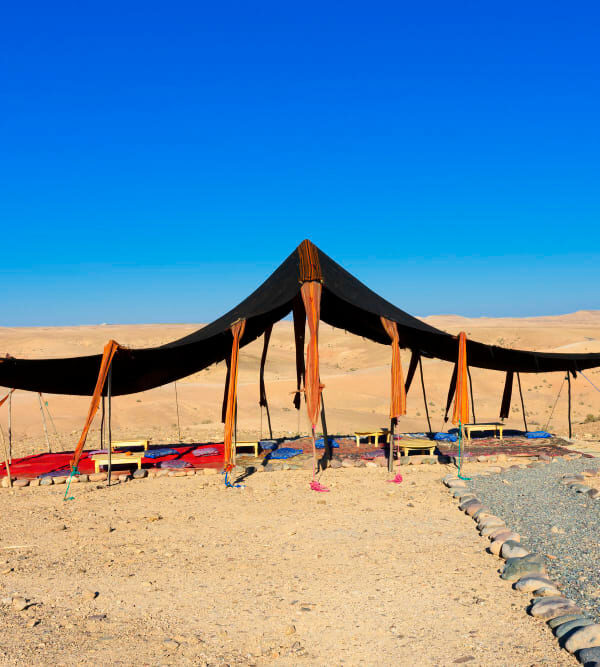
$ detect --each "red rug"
[0,443,225,479]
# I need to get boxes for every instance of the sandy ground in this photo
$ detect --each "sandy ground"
[0,465,575,666]
[1,311,600,460]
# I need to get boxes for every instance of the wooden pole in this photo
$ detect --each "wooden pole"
[174,381,182,442]
[567,372,572,439]
[320,394,331,464]
[233,399,238,469]
[0,423,12,488]
[100,396,105,451]
[418,357,432,434]
[38,394,52,453]
[516,372,528,432]
[107,366,112,486]
[388,418,396,472]
[8,391,12,464]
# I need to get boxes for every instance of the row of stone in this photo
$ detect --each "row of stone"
[561,471,600,500]
[0,466,224,489]
[443,474,600,664]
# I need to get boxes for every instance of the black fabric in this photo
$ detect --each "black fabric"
[404,350,420,394]
[1,240,600,397]
[443,363,458,423]
[467,366,476,423]
[499,371,514,419]
[292,295,306,410]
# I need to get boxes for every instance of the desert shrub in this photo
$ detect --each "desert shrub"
[584,414,600,423]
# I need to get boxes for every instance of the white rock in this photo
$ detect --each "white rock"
[500,541,529,559]
[514,576,556,592]
[564,624,600,653]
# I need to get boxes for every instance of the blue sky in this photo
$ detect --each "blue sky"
[2,1,599,325]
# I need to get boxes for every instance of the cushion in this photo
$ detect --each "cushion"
[144,448,179,459]
[192,447,220,457]
[269,447,303,460]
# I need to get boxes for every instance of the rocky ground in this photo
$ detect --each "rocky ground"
[0,464,575,666]
[466,458,600,623]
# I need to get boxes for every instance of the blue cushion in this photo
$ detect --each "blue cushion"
[433,432,458,442]
[269,447,303,460]
[315,437,340,449]
[144,448,179,459]
[526,431,552,439]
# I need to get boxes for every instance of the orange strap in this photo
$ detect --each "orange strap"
[380,317,406,419]
[301,282,323,427]
[223,320,246,470]
[452,332,470,425]
[71,340,120,469]
[0,389,14,409]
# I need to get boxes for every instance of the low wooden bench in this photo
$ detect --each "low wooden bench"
[462,423,505,441]
[112,439,150,452]
[91,451,145,473]
[234,441,259,457]
[393,438,436,457]
[354,430,388,448]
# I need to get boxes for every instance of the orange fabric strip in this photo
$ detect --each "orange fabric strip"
[301,281,322,427]
[223,319,246,470]
[452,331,470,425]
[297,239,323,282]
[71,340,120,469]
[0,389,14,409]
[380,317,406,419]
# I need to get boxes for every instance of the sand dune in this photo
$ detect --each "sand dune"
[1,311,600,458]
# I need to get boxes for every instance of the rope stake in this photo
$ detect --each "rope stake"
[63,466,79,501]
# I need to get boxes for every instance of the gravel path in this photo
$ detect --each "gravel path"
[467,458,600,621]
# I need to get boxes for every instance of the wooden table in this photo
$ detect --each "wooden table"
[393,438,436,457]
[354,430,388,448]
[91,451,145,473]
[234,441,259,457]
[462,423,505,441]
[112,439,150,452]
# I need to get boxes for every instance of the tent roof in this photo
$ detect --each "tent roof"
[1,240,599,396]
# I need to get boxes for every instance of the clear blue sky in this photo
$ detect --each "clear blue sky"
[2,1,599,326]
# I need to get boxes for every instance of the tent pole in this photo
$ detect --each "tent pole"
[320,393,331,464]
[100,396,105,451]
[107,366,112,486]
[516,372,528,432]
[174,381,182,442]
[38,394,52,454]
[8,391,12,464]
[234,399,238,469]
[418,357,432,434]
[1,422,12,487]
[567,372,572,439]
[467,366,476,424]
[388,418,395,472]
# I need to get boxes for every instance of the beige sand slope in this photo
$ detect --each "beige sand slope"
[1,311,600,458]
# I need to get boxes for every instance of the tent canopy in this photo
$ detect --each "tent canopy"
[1,240,599,396]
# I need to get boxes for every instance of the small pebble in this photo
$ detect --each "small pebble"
[12,597,27,612]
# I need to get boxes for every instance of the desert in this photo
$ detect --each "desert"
[1,312,599,665]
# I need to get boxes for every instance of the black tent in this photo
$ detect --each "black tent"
[1,239,599,397]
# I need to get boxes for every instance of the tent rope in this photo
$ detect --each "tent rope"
[544,376,566,432]
[41,396,62,451]
[63,466,79,501]
[580,370,600,395]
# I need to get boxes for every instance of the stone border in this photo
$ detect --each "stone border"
[0,451,451,490]
[442,469,600,664]
[561,471,600,501]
